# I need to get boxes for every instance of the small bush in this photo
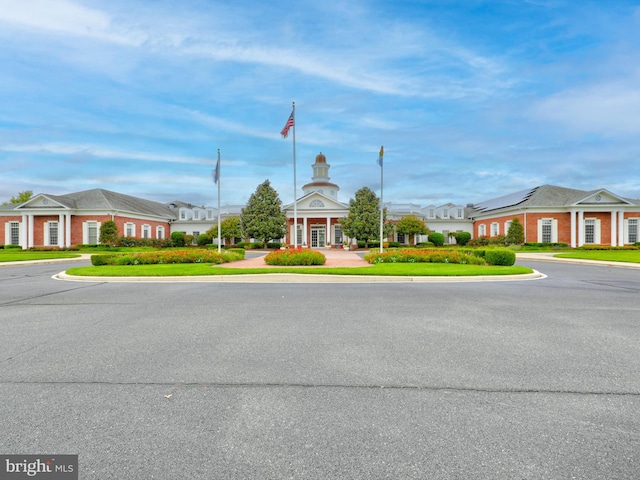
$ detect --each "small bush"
[197,233,212,246]
[428,232,445,247]
[91,254,121,266]
[171,231,185,247]
[267,242,282,249]
[357,240,367,248]
[264,249,326,266]
[484,249,516,266]
[4,244,22,250]
[454,231,472,246]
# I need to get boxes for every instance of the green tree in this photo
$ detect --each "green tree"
[340,187,386,245]
[207,216,244,246]
[2,190,33,206]
[240,180,288,245]
[395,215,429,245]
[505,218,525,245]
[99,220,119,246]
[171,231,186,247]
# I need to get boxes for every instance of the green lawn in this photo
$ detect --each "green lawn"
[554,250,640,263]
[66,262,533,277]
[0,251,82,262]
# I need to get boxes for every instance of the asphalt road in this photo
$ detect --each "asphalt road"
[1,259,639,479]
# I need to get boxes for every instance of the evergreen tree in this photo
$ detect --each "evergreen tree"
[99,220,119,246]
[240,180,288,245]
[340,187,386,244]
[506,217,525,245]
[395,215,429,245]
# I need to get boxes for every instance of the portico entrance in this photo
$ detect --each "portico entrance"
[310,225,326,247]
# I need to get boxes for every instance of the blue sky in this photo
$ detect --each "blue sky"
[1,0,639,208]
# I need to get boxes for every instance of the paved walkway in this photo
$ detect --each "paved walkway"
[219,248,372,269]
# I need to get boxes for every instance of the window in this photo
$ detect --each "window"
[479,224,486,237]
[457,208,463,219]
[442,230,449,244]
[48,222,59,246]
[10,222,20,245]
[490,223,499,236]
[585,219,595,244]
[180,211,186,220]
[207,210,214,220]
[428,209,435,218]
[628,219,637,243]
[192,231,200,244]
[142,225,150,239]
[125,223,135,237]
[541,219,552,243]
[87,221,98,244]
[193,211,200,220]
[397,233,406,244]
[156,226,165,239]
[309,199,325,208]
[334,225,343,245]
[442,208,449,219]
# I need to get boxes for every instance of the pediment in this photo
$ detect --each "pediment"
[17,194,68,209]
[284,192,347,211]
[574,189,633,206]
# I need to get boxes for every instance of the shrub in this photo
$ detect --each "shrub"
[4,244,22,250]
[484,249,516,266]
[238,242,264,249]
[197,233,212,246]
[416,242,434,248]
[171,231,185,247]
[264,249,326,266]
[357,240,367,248]
[454,231,471,246]
[267,242,282,249]
[91,254,121,266]
[388,241,400,248]
[428,232,445,246]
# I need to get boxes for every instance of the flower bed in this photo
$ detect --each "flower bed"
[364,249,487,265]
[264,248,326,266]
[91,249,242,266]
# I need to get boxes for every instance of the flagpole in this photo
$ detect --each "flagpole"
[292,101,298,248]
[217,149,221,254]
[379,146,384,253]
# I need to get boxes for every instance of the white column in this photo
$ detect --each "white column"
[611,211,617,247]
[303,216,308,246]
[570,210,576,248]
[66,213,72,247]
[58,214,65,248]
[578,210,584,247]
[619,210,625,246]
[28,214,34,249]
[326,216,331,247]
[20,214,27,249]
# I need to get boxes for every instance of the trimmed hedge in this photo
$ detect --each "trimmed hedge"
[484,249,516,266]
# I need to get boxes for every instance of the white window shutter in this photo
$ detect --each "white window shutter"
[4,223,10,244]
[551,219,558,243]
[44,221,50,246]
[537,219,543,242]
[595,219,601,244]
[624,219,629,243]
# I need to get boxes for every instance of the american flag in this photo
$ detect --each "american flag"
[281,111,295,138]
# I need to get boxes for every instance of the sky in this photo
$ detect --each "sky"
[1,0,640,209]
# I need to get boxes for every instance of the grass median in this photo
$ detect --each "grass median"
[0,251,82,262]
[65,262,533,277]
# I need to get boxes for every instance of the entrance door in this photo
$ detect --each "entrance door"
[311,226,326,247]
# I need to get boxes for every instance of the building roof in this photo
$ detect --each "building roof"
[20,188,177,219]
